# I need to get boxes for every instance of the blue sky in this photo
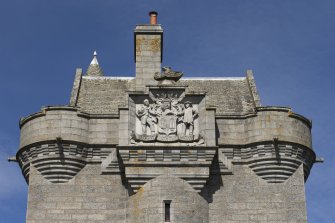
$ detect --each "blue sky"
[0,0,334,222]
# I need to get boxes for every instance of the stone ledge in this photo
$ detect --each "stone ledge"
[20,106,120,129]
[219,140,315,183]
[118,146,217,193]
[17,140,117,184]
[216,106,311,128]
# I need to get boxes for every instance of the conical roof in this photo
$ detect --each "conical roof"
[86,51,104,76]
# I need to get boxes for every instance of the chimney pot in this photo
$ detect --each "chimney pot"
[149,11,158,24]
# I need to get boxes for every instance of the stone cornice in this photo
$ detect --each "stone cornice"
[19,106,120,128]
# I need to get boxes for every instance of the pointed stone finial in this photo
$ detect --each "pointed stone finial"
[246,69,253,77]
[87,51,104,76]
[90,51,99,65]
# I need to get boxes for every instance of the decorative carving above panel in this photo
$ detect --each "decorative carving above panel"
[154,66,183,81]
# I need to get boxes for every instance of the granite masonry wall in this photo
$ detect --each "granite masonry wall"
[206,164,307,223]
[128,175,209,223]
[17,104,314,223]
[14,16,316,223]
[26,164,128,223]
[19,107,119,148]
[134,25,162,91]
[216,107,312,147]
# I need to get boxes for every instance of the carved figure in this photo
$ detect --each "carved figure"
[182,101,198,136]
[136,99,156,135]
[133,91,203,144]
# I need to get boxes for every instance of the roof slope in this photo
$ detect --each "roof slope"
[76,77,135,114]
[180,78,256,115]
[74,76,259,115]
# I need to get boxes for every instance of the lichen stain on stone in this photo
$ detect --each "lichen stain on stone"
[136,38,142,53]
[276,125,284,134]
[133,166,145,174]
[150,39,161,52]
[266,114,271,124]
[132,187,145,217]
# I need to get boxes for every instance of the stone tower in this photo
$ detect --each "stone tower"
[15,12,318,223]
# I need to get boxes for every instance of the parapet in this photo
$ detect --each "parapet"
[216,106,312,148]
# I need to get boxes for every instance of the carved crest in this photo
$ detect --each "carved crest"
[132,90,204,145]
[154,66,183,81]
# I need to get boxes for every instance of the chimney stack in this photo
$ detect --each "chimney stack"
[149,11,158,25]
[134,11,163,91]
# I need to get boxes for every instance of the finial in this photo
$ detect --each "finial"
[90,50,99,65]
[246,69,253,76]
[86,50,104,76]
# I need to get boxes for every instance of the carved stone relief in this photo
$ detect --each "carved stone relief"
[154,66,183,81]
[131,90,204,145]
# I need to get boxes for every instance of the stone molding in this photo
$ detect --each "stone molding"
[69,68,83,106]
[246,69,261,107]
[16,140,115,183]
[16,139,315,191]
[118,146,217,193]
[216,106,311,128]
[219,140,315,183]
[19,106,120,128]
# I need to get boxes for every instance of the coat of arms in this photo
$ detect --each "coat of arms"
[132,91,204,145]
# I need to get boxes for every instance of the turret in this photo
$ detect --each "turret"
[86,51,104,76]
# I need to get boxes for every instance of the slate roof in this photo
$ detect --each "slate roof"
[73,75,260,116]
[179,78,257,115]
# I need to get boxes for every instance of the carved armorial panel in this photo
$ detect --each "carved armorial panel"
[129,89,206,146]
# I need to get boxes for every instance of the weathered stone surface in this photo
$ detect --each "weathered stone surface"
[18,80,314,223]
[70,68,83,106]
[75,77,256,116]
[135,24,163,91]
[19,107,120,148]
[26,165,128,222]
[76,77,134,114]
[216,107,312,148]
[128,175,209,223]
[15,15,316,223]
[204,165,307,223]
